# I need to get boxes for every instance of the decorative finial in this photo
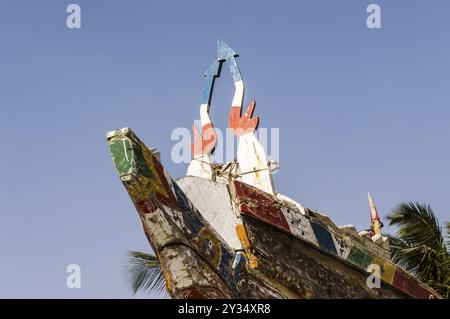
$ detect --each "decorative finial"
[368,192,383,237]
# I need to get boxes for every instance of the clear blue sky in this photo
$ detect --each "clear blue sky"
[0,0,449,298]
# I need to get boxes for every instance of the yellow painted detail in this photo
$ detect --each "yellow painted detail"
[195,228,222,268]
[116,136,172,205]
[372,257,396,284]
[141,144,170,198]
[157,252,173,293]
[372,220,382,236]
[236,224,258,269]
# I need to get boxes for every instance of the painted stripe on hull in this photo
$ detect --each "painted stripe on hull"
[310,221,337,255]
[107,128,245,296]
[231,180,442,299]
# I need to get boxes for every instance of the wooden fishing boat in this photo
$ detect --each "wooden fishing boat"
[106,41,442,299]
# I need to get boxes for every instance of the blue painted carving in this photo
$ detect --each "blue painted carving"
[311,222,338,255]
[201,60,222,106]
[217,39,243,83]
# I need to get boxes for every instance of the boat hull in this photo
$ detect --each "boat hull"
[107,128,442,299]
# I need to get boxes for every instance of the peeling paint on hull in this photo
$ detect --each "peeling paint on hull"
[107,128,442,299]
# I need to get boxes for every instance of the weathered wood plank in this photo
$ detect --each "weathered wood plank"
[242,215,406,299]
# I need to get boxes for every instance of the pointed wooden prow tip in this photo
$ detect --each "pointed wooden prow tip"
[367,192,383,237]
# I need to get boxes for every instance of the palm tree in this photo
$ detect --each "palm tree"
[387,202,450,298]
[123,251,167,296]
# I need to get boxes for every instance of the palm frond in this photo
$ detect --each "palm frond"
[446,222,450,253]
[123,251,167,295]
[385,234,412,268]
[387,202,450,298]
[388,202,443,250]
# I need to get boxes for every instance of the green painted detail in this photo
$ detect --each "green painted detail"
[361,252,373,270]
[347,246,364,266]
[108,135,154,179]
[133,142,154,179]
[347,246,372,270]
[109,139,133,176]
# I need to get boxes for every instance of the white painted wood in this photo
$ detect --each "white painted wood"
[232,80,244,107]
[187,155,213,180]
[276,193,307,216]
[338,224,359,237]
[177,176,242,250]
[200,103,211,125]
[237,132,275,195]
[281,206,319,246]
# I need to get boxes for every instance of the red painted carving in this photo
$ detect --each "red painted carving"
[233,181,290,233]
[229,100,259,136]
[191,123,217,156]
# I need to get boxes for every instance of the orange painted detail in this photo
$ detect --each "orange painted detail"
[229,100,259,136]
[159,256,173,294]
[236,224,258,269]
[236,224,250,248]
[191,123,217,156]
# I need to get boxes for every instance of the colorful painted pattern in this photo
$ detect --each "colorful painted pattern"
[108,128,247,296]
[232,180,441,299]
[107,40,442,299]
